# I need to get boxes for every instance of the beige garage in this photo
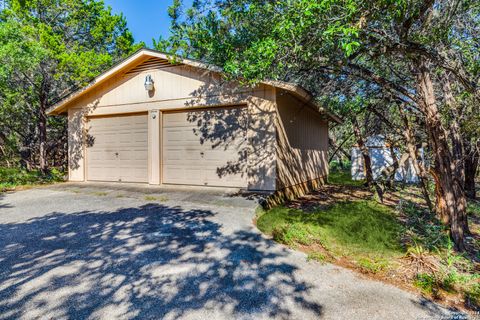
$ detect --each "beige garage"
[86,114,148,183]
[48,48,340,198]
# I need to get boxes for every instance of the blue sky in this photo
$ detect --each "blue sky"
[103,0,189,47]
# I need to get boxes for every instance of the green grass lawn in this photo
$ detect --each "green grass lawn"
[0,167,64,191]
[257,200,404,260]
[327,169,365,187]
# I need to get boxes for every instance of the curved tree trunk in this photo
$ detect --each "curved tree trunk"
[429,165,450,225]
[352,116,374,186]
[416,59,468,251]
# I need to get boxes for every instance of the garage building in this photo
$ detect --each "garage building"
[48,49,340,196]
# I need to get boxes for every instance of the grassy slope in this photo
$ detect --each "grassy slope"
[257,169,480,310]
[257,201,403,259]
[258,169,404,260]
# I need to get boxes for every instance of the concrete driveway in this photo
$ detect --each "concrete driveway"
[0,183,462,320]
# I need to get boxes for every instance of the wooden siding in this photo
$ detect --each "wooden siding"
[275,90,329,190]
[67,64,267,113]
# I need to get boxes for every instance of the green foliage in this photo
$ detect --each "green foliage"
[160,0,478,90]
[257,188,479,306]
[414,273,438,295]
[439,245,477,291]
[467,200,480,217]
[356,257,389,274]
[0,167,64,190]
[257,201,404,257]
[329,160,351,172]
[162,1,480,255]
[307,252,327,264]
[410,240,479,300]
[465,283,480,309]
[0,0,142,170]
[399,200,451,251]
[413,268,479,299]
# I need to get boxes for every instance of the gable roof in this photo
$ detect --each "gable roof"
[47,48,341,123]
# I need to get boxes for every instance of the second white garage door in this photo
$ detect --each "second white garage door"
[162,106,248,187]
[86,114,148,183]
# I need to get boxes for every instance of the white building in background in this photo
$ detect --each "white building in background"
[351,135,423,183]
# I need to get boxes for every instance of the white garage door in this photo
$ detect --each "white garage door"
[162,106,248,188]
[86,114,148,183]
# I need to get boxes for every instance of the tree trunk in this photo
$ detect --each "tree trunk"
[38,94,48,174]
[398,105,434,212]
[442,74,471,235]
[416,58,468,251]
[352,116,374,186]
[464,139,478,199]
[430,163,450,225]
[443,74,466,188]
[386,143,399,189]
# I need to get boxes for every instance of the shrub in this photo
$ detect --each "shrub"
[465,283,480,310]
[400,200,450,251]
[0,167,64,190]
[414,273,439,295]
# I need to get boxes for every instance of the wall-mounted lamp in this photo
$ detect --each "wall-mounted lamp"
[144,75,154,91]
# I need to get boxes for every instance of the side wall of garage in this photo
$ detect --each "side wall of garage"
[275,90,329,195]
[67,61,277,191]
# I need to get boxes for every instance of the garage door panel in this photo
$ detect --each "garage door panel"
[162,165,204,184]
[118,167,148,183]
[87,167,118,182]
[162,107,248,187]
[88,152,117,161]
[163,130,200,144]
[118,153,147,162]
[86,114,148,183]
[164,151,203,162]
[203,149,245,160]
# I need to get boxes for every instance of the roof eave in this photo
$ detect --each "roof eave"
[268,80,342,124]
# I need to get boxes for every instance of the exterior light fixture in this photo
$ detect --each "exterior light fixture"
[144,75,154,91]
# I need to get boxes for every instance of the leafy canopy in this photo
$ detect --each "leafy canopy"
[0,0,143,167]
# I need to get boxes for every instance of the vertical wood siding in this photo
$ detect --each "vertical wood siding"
[275,90,329,189]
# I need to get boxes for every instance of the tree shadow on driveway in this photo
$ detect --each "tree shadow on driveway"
[0,203,323,319]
